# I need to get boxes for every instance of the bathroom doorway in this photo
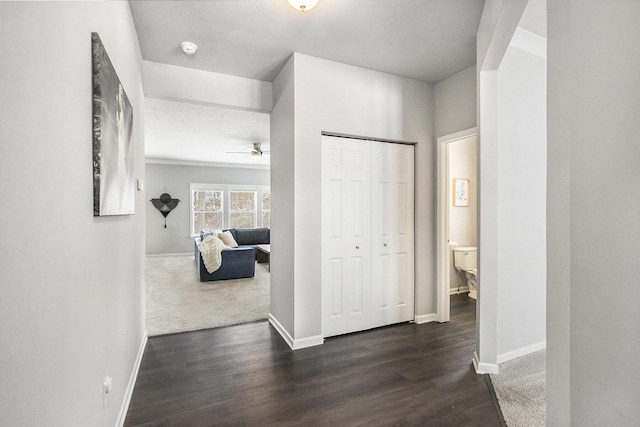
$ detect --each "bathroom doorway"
[436,128,478,322]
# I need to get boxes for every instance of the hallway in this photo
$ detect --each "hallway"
[125,295,503,426]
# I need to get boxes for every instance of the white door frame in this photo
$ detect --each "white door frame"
[436,127,477,322]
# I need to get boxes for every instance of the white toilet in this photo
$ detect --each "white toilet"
[453,246,478,299]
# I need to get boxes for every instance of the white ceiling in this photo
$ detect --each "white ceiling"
[129,0,485,83]
[130,0,486,166]
[145,98,270,167]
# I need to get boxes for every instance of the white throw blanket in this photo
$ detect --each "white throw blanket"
[200,235,226,273]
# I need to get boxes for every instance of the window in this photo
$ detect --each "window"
[262,191,271,228]
[191,185,223,236]
[229,190,257,228]
[190,184,270,236]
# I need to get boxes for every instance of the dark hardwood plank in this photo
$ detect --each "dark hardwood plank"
[125,295,504,426]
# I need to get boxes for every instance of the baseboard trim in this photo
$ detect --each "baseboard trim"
[414,313,437,324]
[268,313,294,348]
[450,286,470,295]
[268,314,324,351]
[473,351,499,374]
[116,331,148,427]
[497,340,546,364]
[292,335,324,350]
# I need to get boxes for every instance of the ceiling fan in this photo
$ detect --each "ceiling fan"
[227,142,270,158]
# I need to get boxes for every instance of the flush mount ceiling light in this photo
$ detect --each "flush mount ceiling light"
[288,0,319,12]
[180,41,197,55]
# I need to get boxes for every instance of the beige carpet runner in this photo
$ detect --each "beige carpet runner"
[491,349,546,427]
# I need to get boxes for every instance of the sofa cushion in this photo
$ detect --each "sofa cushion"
[234,227,270,246]
[218,230,239,248]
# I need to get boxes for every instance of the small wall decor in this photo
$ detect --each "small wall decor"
[92,32,134,216]
[151,193,180,228]
[453,179,469,207]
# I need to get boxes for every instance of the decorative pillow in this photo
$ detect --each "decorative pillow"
[200,229,214,241]
[218,230,239,248]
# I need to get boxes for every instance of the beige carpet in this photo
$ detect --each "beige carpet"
[491,349,546,427]
[145,255,270,336]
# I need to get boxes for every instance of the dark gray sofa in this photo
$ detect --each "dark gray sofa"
[194,228,270,282]
[226,227,270,253]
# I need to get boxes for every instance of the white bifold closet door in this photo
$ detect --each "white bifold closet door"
[321,135,414,338]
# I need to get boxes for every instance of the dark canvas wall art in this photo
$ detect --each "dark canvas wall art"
[92,32,134,216]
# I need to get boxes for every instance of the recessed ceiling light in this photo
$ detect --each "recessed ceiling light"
[288,0,319,12]
[180,41,197,55]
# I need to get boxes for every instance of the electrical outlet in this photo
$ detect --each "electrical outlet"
[103,376,113,410]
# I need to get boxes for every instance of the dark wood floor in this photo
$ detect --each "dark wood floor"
[125,295,504,426]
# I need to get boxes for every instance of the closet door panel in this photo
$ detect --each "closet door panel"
[323,137,413,337]
[394,145,414,322]
[322,136,372,337]
[371,142,415,327]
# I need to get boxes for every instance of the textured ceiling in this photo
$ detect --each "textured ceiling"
[145,98,271,166]
[130,0,486,166]
[129,0,485,83]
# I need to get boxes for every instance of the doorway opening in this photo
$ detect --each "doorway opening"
[436,128,478,322]
[143,98,271,336]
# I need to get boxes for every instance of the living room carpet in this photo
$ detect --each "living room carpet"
[490,349,546,427]
[145,255,270,336]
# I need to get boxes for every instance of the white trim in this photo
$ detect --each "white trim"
[321,131,417,145]
[269,314,324,350]
[292,335,324,350]
[146,252,192,258]
[497,340,547,364]
[269,314,294,348]
[473,351,499,374]
[436,127,478,323]
[146,158,270,170]
[511,27,547,58]
[414,313,437,324]
[116,332,148,427]
[450,286,470,295]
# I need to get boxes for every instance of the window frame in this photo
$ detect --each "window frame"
[228,189,258,229]
[190,184,224,238]
[190,184,270,237]
[261,190,271,229]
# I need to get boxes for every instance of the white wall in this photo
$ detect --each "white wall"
[448,137,478,291]
[0,3,145,426]
[496,33,547,361]
[145,162,270,254]
[434,65,477,138]
[475,0,540,374]
[548,1,640,425]
[270,53,433,346]
[143,60,273,112]
[270,55,296,337]
[433,60,478,295]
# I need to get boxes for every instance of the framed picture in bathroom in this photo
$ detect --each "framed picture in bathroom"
[453,179,469,207]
